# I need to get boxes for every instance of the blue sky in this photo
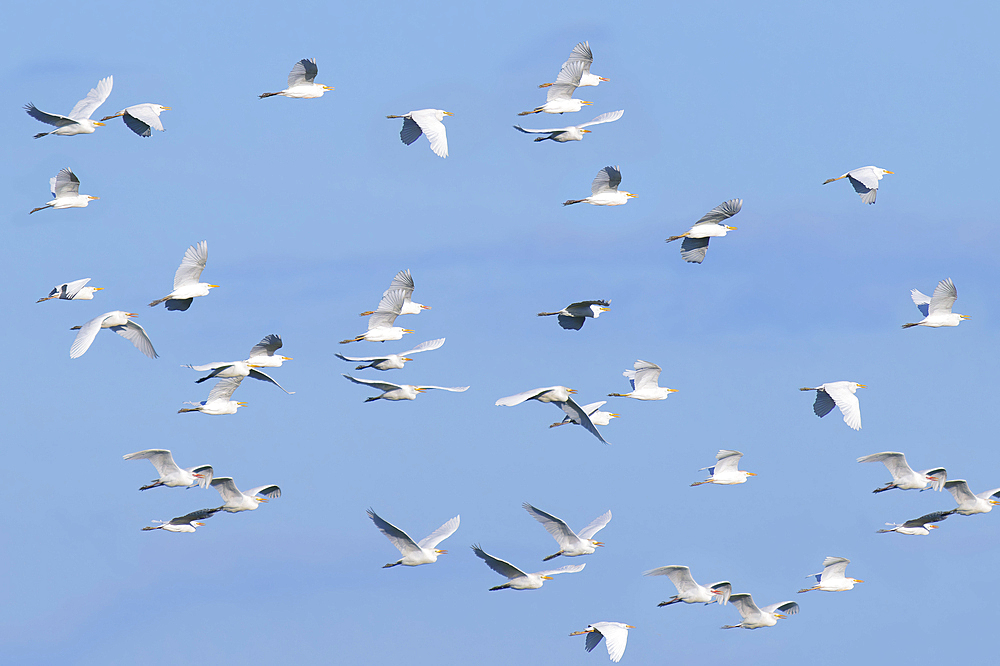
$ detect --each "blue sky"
[4,1,999,663]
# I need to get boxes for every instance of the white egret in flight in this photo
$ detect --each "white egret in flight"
[358,269,430,316]
[877,511,951,536]
[903,278,968,328]
[343,375,468,402]
[944,480,1000,515]
[569,622,633,663]
[100,104,170,137]
[522,503,611,561]
[564,166,635,206]
[24,76,112,138]
[538,300,610,330]
[798,556,862,593]
[496,386,609,445]
[122,449,213,490]
[799,381,864,430]
[539,42,608,88]
[29,168,99,214]
[149,240,217,311]
[609,360,677,400]
[514,109,623,142]
[691,450,755,486]
[823,166,893,204]
[367,509,460,567]
[336,338,445,370]
[550,401,619,428]
[246,334,291,367]
[665,199,741,264]
[70,311,157,359]
[142,508,220,533]
[386,109,452,158]
[183,335,294,394]
[644,565,731,606]
[37,278,102,302]
[722,594,798,629]
[178,377,246,415]
[259,58,333,98]
[340,290,414,343]
[471,544,585,590]
[519,60,590,115]
[210,477,281,512]
[856,451,946,492]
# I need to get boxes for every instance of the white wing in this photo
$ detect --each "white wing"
[977,487,1000,500]
[70,312,110,359]
[578,109,624,128]
[714,450,743,475]
[399,338,445,355]
[711,581,733,605]
[825,384,861,430]
[386,269,415,295]
[632,360,662,390]
[856,452,913,482]
[210,477,243,503]
[173,241,208,289]
[249,334,282,358]
[122,449,181,477]
[247,368,294,394]
[495,387,558,406]
[472,545,526,579]
[579,401,607,416]
[728,593,761,620]
[522,503,578,547]
[910,289,931,317]
[417,515,460,549]
[25,104,75,128]
[566,42,594,67]
[693,199,742,226]
[288,58,318,87]
[945,480,977,504]
[928,278,957,315]
[547,60,585,101]
[207,377,243,402]
[368,289,405,329]
[367,509,420,556]
[644,565,697,594]
[762,601,799,616]
[245,484,281,499]
[187,465,214,488]
[513,124,569,134]
[558,398,609,444]
[533,563,585,576]
[111,320,158,359]
[124,104,165,135]
[594,624,628,663]
[591,165,621,195]
[577,509,612,540]
[342,374,403,392]
[820,556,850,580]
[69,76,113,120]
[409,110,448,158]
[53,168,81,198]
[414,385,470,392]
[49,277,91,299]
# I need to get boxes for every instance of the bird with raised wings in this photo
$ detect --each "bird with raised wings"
[539,42,608,88]
[877,511,951,536]
[471,544,585,590]
[141,508,220,533]
[340,290,414,343]
[609,360,677,400]
[522,503,611,561]
[386,109,452,158]
[691,450,755,486]
[29,168,99,214]
[245,334,291,367]
[496,386,609,445]
[37,278,102,303]
[564,166,635,206]
[123,449,213,490]
[722,594,798,629]
[665,199,741,264]
[178,377,246,415]
[100,104,170,137]
[336,338,445,370]
[515,109,623,142]
[644,565,731,606]
[25,76,112,138]
[800,381,864,430]
[857,451,946,492]
[944,480,1000,515]
[358,269,430,316]
[259,58,333,98]
[343,375,468,402]
[367,509,459,567]
[538,300,610,330]
[519,60,591,116]
[210,477,281,512]
[70,311,157,359]
[183,335,295,394]
[148,240,218,311]
[823,166,893,204]
[549,401,619,428]
[569,622,633,663]
[798,556,862,593]
[903,278,968,328]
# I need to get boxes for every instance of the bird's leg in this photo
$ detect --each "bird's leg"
[148,296,170,307]
[533,136,549,142]
[665,233,689,243]
[517,109,541,116]
[36,295,55,303]
[29,204,53,214]
[796,586,819,593]
[177,408,200,413]
[872,483,896,494]
[358,311,375,316]
[258,92,281,99]
[139,481,163,491]
[489,583,511,591]
[383,561,401,568]
[549,421,569,428]
[537,312,561,317]
[562,199,587,206]
[607,393,628,397]
[364,396,381,403]
[140,526,161,531]
[901,322,919,329]
[720,624,740,630]
[355,363,373,370]
[339,336,364,344]
[33,132,50,139]
[541,551,563,562]
[537,83,554,88]
[385,115,406,119]
[822,175,847,184]
[690,480,711,487]
[657,597,682,607]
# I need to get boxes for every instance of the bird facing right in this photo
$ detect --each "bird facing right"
[823,166,893,204]
[798,556,862,593]
[609,360,677,400]
[799,381,865,430]
[902,278,968,328]
[25,76,113,138]
[386,109,452,158]
[69,311,157,359]
[522,503,611,560]
[690,450,755,486]
[569,622,633,663]
[563,166,635,206]
[29,168,99,214]
[665,199,741,264]
[148,240,218,311]
[367,509,459,567]
[722,594,799,629]
[471,544,585,590]
[514,109,624,142]
[37,278,102,302]
[259,58,333,98]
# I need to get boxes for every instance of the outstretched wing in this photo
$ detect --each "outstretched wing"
[386,269,416,296]
[112,321,158,359]
[69,76,113,120]
[584,630,604,654]
[680,236,710,263]
[945,479,977,505]
[409,110,448,158]
[173,241,208,289]
[368,289,406,329]
[596,624,628,663]
[928,278,957,315]
[820,556,850,580]
[495,387,553,406]
[547,60,585,101]
[210,477,243,503]
[122,449,180,477]
[812,389,837,418]
[579,109,624,128]
[558,398,609,444]
[824,384,861,430]
[288,58,318,87]
[248,368,294,394]
[591,165,622,195]
[399,116,423,145]
[714,450,743,475]
[471,545,525,579]
[566,42,594,67]
[856,452,912,482]
[249,334,283,358]
[901,511,951,529]
[644,565,696,594]
[25,104,75,128]
[400,338,445,355]
[367,509,420,556]
[168,507,220,526]
[534,563,586,577]
[728,593,760,619]
[522,503,577,547]
[557,315,585,330]
[51,277,91,299]
[207,377,243,402]
[577,509,612,540]
[693,199,742,226]
[762,601,799,616]
[342,374,402,392]
[414,385,470,393]
[53,168,81,198]
[417,515,460,549]
[910,289,931,317]
[632,360,662,390]
[70,312,108,359]
[245,484,281,499]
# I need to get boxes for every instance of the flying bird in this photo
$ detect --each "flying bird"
[471,544,585,590]
[609,360,677,400]
[645,565,731,606]
[823,166,893,204]
[944,480,1000,515]
[210,477,280,512]
[122,449,213,490]
[722,594,798,630]
[340,290,414,343]
[538,300,610,330]
[259,58,333,98]
[343,375,469,402]
[569,622,633,663]
[336,338,445,370]
[799,381,865,430]
[877,511,951,535]
[37,278,102,302]
[386,109,452,158]
[496,386,609,445]
[798,556,862,593]
[183,335,294,394]
[99,103,170,137]
[522,503,611,560]
[665,199,741,264]
[519,60,591,116]
[550,401,619,428]
[691,450,755,486]
[24,75,112,138]
[514,109,624,142]
[148,240,218,311]
[367,509,460,567]
[358,270,430,316]
[903,278,968,328]
[539,42,608,88]
[142,508,220,533]
[29,168,99,214]
[856,451,946,492]
[70,311,157,359]
[246,334,291,367]
[178,377,246,415]
[564,166,635,206]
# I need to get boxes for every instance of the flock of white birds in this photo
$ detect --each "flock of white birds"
[25,41,988,663]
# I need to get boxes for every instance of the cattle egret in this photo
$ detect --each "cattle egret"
[142,508,220,533]
[514,109,623,142]
[644,565,731,606]
[210,477,281,512]
[665,199,741,264]
[386,109,451,158]
[367,509,460,567]
[519,60,590,115]
[25,76,112,138]
[178,377,246,415]
[550,401,619,428]
[539,42,608,88]
[691,450,755,486]
[358,269,430,316]
[122,449,213,490]
[29,168,99,214]
[37,278,102,302]
[336,338,445,370]
[944,480,1000,515]
[148,241,217,311]
[722,594,798,629]
[340,290,414,343]
[100,104,170,136]
[471,544,585,590]
[259,58,333,98]
[538,300,610,330]
[799,382,864,430]
[903,278,968,328]
[564,166,635,206]
[609,360,677,400]
[496,386,609,445]
[798,556,862,593]
[246,334,291,367]
[70,311,157,359]
[522,503,611,560]
[343,375,468,402]
[877,511,951,535]
[823,166,893,204]
[856,451,946,492]
[569,622,633,663]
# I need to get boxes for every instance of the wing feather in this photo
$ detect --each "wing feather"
[579,110,624,128]
[680,236,710,263]
[472,545,526,579]
[367,509,420,556]
[53,168,81,197]
[288,58,317,87]
[522,503,577,547]
[173,241,208,289]
[70,313,109,358]
[417,515,460,549]
[69,76,113,120]
[928,278,957,315]
[577,509,612,540]
[112,321,158,359]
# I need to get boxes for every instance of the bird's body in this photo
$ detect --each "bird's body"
[877,511,951,535]
[29,168,99,214]
[471,544,584,590]
[70,311,157,359]
[259,58,333,98]
[538,300,610,330]
[343,374,468,402]
[100,104,170,137]
[644,565,732,606]
[522,503,611,561]
[341,290,414,344]
[178,377,246,415]
[520,60,591,115]
[496,386,609,445]
[609,360,677,400]
[550,401,619,428]
[148,241,217,310]
[569,622,633,663]
[903,278,968,328]
[944,480,1000,515]
[25,76,112,138]
[539,42,608,88]
[857,451,946,492]
[798,556,862,593]
[515,109,623,142]
[722,594,798,629]
[142,508,220,533]
[37,278,102,302]
[691,450,755,486]
[367,509,459,567]
[122,449,213,490]
[210,477,280,512]
[800,381,865,430]
[245,334,292,368]
[564,166,635,206]
[336,338,445,370]
[665,199,741,264]
[823,166,893,204]
[386,110,451,158]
